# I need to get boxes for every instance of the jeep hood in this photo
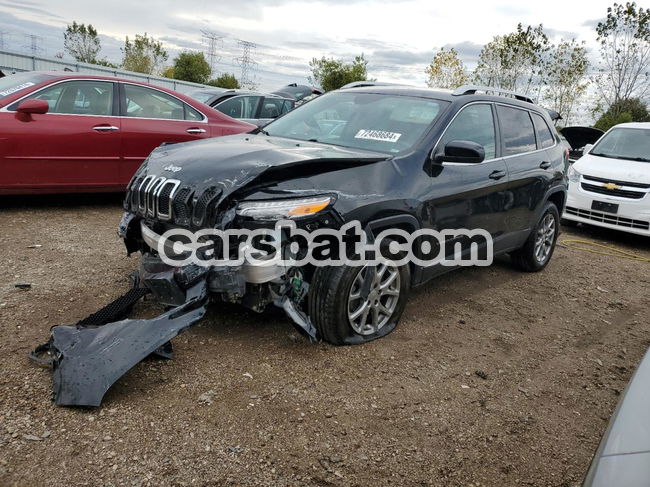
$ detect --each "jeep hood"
[144,134,389,192]
[574,153,650,185]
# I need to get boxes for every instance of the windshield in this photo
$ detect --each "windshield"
[264,92,447,154]
[187,89,224,103]
[0,72,55,101]
[590,127,650,162]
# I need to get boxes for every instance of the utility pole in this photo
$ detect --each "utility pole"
[235,39,257,89]
[24,34,43,56]
[201,30,223,77]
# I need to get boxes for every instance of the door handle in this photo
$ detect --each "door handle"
[186,128,207,134]
[489,170,506,180]
[540,161,552,169]
[93,125,119,132]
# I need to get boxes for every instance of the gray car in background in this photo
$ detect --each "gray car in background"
[583,348,650,486]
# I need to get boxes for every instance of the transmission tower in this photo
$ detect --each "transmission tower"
[0,31,9,50]
[235,39,257,88]
[24,34,43,56]
[201,30,223,77]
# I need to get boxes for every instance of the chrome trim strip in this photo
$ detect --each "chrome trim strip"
[147,177,167,217]
[138,175,156,213]
[156,179,181,220]
[433,101,558,165]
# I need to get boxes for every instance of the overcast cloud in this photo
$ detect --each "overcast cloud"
[0,0,609,91]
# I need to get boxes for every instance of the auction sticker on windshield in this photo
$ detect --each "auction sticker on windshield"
[354,129,402,143]
[0,82,35,97]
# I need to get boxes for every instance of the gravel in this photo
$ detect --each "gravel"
[1,195,649,486]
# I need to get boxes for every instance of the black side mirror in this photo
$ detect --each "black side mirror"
[434,140,485,164]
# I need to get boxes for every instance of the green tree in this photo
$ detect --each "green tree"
[172,52,211,83]
[121,33,168,75]
[63,21,101,63]
[161,66,175,79]
[594,97,650,130]
[308,54,369,91]
[595,2,650,110]
[474,23,550,96]
[207,73,241,89]
[425,48,468,89]
[543,40,589,125]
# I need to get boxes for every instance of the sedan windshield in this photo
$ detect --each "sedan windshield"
[264,92,448,154]
[590,127,650,162]
[0,72,55,101]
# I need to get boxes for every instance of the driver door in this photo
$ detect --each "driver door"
[422,103,511,276]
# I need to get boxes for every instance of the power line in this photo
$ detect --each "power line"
[235,39,257,89]
[201,30,223,77]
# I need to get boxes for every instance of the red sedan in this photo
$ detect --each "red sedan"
[0,72,255,194]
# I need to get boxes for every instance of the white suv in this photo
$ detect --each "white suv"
[564,122,650,236]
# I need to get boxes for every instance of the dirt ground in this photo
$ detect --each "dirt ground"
[1,194,649,487]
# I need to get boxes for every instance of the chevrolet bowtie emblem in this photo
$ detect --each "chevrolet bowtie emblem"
[603,183,621,190]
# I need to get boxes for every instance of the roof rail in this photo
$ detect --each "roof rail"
[452,85,534,104]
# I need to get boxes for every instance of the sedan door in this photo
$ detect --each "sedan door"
[422,103,511,278]
[0,79,121,193]
[119,83,211,183]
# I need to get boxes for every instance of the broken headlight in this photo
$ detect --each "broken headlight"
[236,196,333,220]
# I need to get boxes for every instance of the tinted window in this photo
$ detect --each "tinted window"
[215,96,260,119]
[439,103,496,160]
[10,80,114,116]
[259,98,286,118]
[185,104,203,121]
[497,105,536,156]
[281,100,293,114]
[124,84,186,120]
[531,112,555,149]
[265,92,447,154]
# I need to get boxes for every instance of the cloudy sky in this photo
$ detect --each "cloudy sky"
[0,0,611,91]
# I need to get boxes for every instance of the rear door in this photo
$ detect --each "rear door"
[119,83,210,183]
[496,105,555,239]
[1,79,121,192]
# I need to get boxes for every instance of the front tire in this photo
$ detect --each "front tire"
[308,261,410,345]
[511,201,560,272]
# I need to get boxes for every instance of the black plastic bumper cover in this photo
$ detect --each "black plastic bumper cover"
[49,281,208,407]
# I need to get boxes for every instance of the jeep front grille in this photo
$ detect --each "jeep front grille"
[133,175,181,220]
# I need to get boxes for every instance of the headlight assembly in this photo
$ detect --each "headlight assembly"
[236,195,333,220]
[568,165,581,183]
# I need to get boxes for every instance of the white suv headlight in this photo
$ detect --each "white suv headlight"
[236,196,333,220]
[568,165,581,183]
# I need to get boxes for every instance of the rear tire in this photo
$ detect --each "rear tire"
[308,261,410,345]
[511,201,560,272]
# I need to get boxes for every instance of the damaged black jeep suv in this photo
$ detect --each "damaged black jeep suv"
[120,85,568,345]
